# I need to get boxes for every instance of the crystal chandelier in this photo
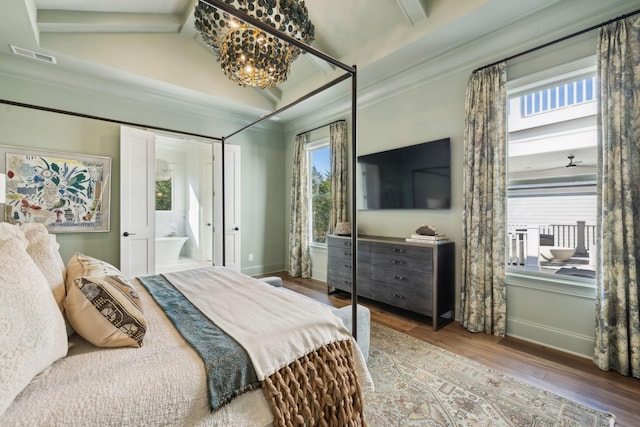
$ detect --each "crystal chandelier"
[194,0,315,89]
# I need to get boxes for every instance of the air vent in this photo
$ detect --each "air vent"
[10,45,57,64]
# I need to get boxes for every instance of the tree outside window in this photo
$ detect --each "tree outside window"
[308,143,331,244]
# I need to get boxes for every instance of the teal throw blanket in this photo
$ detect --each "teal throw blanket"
[138,274,259,411]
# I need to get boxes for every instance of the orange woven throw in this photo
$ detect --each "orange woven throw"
[263,340,366,427]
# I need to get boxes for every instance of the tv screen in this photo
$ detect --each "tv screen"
[356,138,451,210]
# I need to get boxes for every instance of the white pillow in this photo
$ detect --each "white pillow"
[0,222,27,250]
[20,224,66,311]
[0,238,68,416]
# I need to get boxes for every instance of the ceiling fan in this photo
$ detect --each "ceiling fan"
[565,154,580,167]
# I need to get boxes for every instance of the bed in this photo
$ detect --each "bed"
[0,223,372,426]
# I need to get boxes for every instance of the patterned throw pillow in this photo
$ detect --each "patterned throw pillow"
[65,254,147,348]
[0,239,68,416]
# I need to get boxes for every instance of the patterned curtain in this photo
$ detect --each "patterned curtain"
[329,121,348,234]
[289,133,311,278]
[594,15,640,378]
[460,63,508,336]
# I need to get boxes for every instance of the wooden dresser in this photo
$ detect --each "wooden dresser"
[327,234,455,330]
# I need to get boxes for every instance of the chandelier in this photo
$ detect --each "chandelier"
[194,0,315,89]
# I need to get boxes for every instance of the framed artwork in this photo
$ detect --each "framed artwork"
[1,145,111,232]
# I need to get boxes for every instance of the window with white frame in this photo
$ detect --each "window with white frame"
[507,58,597,282]
[306,139,331,245]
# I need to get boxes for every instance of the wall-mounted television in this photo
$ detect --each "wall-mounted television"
[356,138,451,210]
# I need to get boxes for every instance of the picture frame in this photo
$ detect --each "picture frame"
[0,145,111,233]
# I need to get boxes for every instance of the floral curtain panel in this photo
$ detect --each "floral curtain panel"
[460,63,508,336]
[329,121,348,234]
[288,133,311,278]
[594,15,640,378]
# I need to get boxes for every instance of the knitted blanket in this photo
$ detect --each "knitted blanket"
[160,267,366,426]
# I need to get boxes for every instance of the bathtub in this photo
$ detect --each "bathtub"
[156,236,189,266]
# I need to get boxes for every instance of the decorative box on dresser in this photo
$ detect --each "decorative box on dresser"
[327,234,455,330]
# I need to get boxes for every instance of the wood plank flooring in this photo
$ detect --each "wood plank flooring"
[263,272,640,427]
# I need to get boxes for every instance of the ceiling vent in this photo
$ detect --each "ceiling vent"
[10,45,57,64]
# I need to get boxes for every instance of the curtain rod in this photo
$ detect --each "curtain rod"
[297,119,345,137]
[0,98,224,142]
[473,8,640,73]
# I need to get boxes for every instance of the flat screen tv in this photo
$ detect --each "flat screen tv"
[356,138,451,210]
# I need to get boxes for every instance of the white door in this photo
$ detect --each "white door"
[202,160,213,262]
[120,126,155,277]
[213,143,241,270]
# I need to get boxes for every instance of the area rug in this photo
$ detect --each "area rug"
[364,323,614,426]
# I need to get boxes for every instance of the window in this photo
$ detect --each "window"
[507,59,597,281]
[155,173,173,211]
[307,140,331,245]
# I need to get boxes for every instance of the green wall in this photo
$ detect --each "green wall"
[0,76,287,274]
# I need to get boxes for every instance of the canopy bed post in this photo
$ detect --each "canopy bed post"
[199,0,360,340]
[221,136,226,266]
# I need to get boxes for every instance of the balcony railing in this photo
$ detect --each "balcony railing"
[508,221,596,273]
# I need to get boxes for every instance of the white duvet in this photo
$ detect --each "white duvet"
[1,269,372,426]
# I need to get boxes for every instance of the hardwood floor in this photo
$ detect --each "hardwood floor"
[265,272,640,427]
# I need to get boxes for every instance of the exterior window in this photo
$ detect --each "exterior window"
[507,61,597,281]
[155,174,173,211]
[307,140,331,245]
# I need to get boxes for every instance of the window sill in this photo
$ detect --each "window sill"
[309,243,327,251]
[506,269,595,299]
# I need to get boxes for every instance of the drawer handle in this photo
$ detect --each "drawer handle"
[390,260,405,265]
[392,248,406,253]
[392,275,406,281]
[390,293,405,299]
[343,280,352,285]
[344,252,351,256]
[343,264,352,269]
[343,242,352,247]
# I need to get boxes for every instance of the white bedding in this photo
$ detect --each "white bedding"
[1,270,372,426]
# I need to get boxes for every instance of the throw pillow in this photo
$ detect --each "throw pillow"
[0,239,68,416]
[65,254,147,348]
[20,224,66,312]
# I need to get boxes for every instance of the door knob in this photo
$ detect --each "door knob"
[123,231,136,237]
[233,227,239,231]
[206,223,212,226]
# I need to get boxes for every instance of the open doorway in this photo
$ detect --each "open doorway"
[120,126,241,276]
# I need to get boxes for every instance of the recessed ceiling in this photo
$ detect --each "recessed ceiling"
[1,0,638,123]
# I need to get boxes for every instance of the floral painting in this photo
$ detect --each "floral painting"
[3,147,111,232]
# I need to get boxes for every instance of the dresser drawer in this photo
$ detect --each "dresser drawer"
[370,280,433,316]
[371,252,432,273]
[328,255,371,277]
[327,236,371,252]
[370,265,432,289]
[370,242,432,259]
[327,274,373,297]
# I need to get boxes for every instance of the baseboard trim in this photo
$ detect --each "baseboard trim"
[507,316,594,359]
[242,263,285,277]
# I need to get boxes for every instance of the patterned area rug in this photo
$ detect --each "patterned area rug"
[364,323,614,426]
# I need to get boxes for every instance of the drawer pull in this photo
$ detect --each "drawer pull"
[392,248,406,253]
[392,275,406,281]
[344,252,351,256]
[390,259,405,265]
[390,293,405,299]
[343,280,352,285]
[343,242,352,247]
[343,264,352,269]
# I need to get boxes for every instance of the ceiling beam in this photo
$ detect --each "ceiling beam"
[37,10,182,33]
[395,0,431,26]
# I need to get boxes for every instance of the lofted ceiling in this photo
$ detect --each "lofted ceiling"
[0,0,638,125]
